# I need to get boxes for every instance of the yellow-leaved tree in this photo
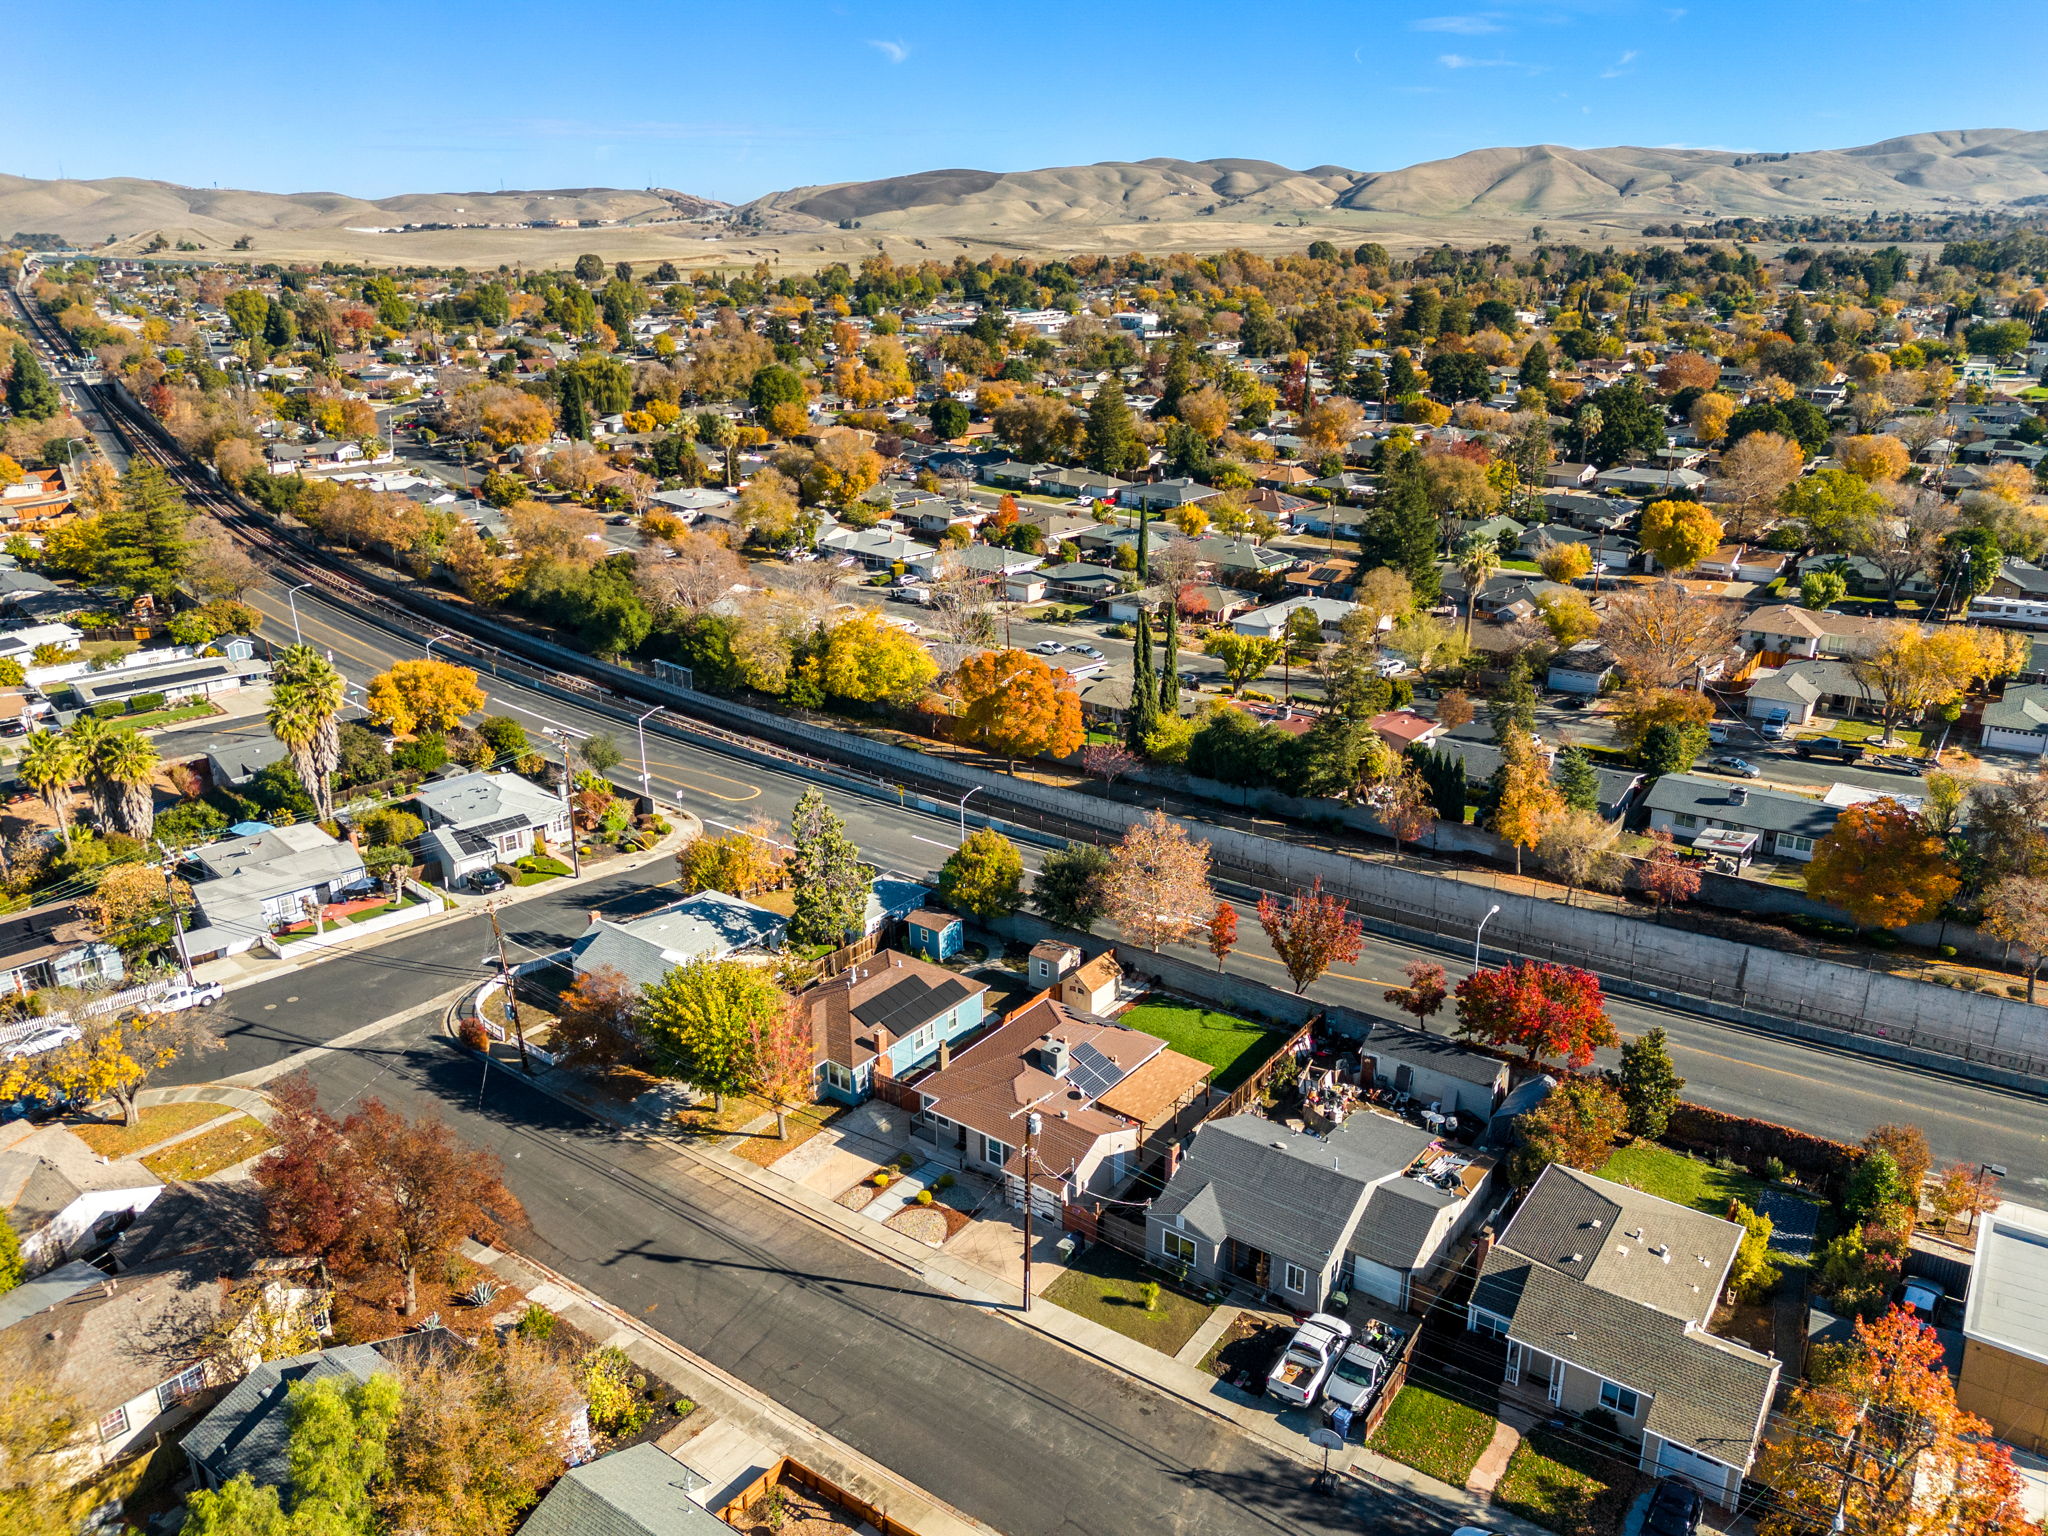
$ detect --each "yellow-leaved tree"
[365,659,486,737]
[0,1010,221,1129]
[805,610,936,707]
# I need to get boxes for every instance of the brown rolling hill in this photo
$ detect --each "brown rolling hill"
[6,129,2045,269]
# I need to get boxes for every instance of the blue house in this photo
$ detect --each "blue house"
[904,909,964,963]
[807,951,990,1104]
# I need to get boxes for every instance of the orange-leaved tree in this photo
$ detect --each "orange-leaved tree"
[1256,879,1364,994]
[953,648,1083,766]
[1803,798,1958,931]
[1101,810,1213,952]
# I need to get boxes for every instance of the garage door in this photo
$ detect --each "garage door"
[1351,1254,1405,1307]
[1655,1438,1730,1500]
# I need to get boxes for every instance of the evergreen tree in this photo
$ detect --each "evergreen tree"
[1585,378,1667,467]
[1517,339,1552,392]
[787,789,872,947]
[1158,601,1181,716]
[1489,652,1538,742]
[1556,746,1599,813]
[1157,338,1194,419]
[1386,351,1420,399]
[6,342,59,421]
[99,461,192,601]
[1616,1027,1684,1138]
[1085,378,1143,477]
[1127,607,1160,750]
[1352,361,1386,402]
[1363,444,1441,602]
[559,374,590,440]
[1410,745,1468,823]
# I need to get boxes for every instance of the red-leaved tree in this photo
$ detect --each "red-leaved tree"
[1383,960,1448,1029]
[1256,878,1364,994]
[1206,901,1238,971]
[1454,959,1615,1069]
[750,995,819,1139]
[1638,829,1702,913]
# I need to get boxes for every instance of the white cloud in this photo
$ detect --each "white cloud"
[867,38,909,63]
[1412,13,1503,33]
[1438,52,1542,72]
[1599,49,1639,77]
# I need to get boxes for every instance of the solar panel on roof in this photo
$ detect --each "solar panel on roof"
[853,975,973,1039]
[1065,1040,1128,1101]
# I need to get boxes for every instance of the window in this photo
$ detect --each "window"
[982,1136,1011,1169]
[98,1407,129,1443]
[1283,1262,1308,1295]
[1674,813,1697,829]
[1163,1232,1195,1264]
[1469,1307,1509,1338]
[157,1365,205,1412]
[1600,1381,1641,1417]
[821,1063,854,1094]
[1777,833,1813,855]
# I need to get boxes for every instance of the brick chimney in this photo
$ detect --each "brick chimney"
[872,1025,894,1080]
[937,1037,952,1071]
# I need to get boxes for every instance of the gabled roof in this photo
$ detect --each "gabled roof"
[414,770,564,831]
[1983,683,2048,734]
[571,892,787,992]
[518,1443,732,1536]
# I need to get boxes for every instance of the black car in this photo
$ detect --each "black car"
[469,868,508,893]
[1643,1477,1703,1536]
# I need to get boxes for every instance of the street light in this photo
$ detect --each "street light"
[1474,903,1501,973]
[958,785,982,840]
[634,704,660,799]
[284,581,315,644]
[1969,1163,2007,1235]
[422,631,456,660]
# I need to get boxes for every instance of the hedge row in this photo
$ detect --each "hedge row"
[1664,1103,1859,1188]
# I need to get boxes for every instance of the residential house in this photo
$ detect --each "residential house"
[517,1443,733,1536]
[1737,605,1888,662]
[1284,558,1361,601]
[1957,1200,2048,1453]
[1345,1017,1510,1119]
[903,909,964,963]
[0,900,123,997]
[1034,562,1127,603]
[1429,730,1644,825]
[1468,1165,1781,1505]
[1591,465,1704,498]
[203,733,291,789]
[1231,596,1355,642]
[413,770,572,885]
[1743,659,1881,727]
[0,1151,160,1277]
[1980,684,2048,756]
[0,1185,329,1477]
[1472,576,1576,623]
[1983,558,2048,602]
[1368,710,1443,754]
[807,950,990,1103]
[1547,641,1616,696]
[1024,940,1124,1011]
[903,544,1043,583]
[0,622,82,664]
[1641,774,1839,864]
[569,890,788,991]
[1688,545,1791,585]
[1194,536,1298,587]
[1146,1111,1495,1311]
[67,653,270,713]
[1117,478,1216,513]
[1034,467,1130,501]
[816,526,920,568]
[1543,462,1597,488]
[649,487,738,522]
[1103,584,1250,625]
[182,823,368,960]
[907,995,1209,1214]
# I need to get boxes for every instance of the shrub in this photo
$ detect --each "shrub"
[581,1346,653,1436]
[125,692,167,714]
[1938,944,1957,959]
[935,1173,955,1190]
[914,1189,933,1206]
[457,1016,490,1052]
[516,1302,556,1341]
[1664,1103,1857,1190]
[870,1171,891,1189]
[895,1152,916,1170]
[1140,1281,1161,1312]
[1762,1156,1788,1182]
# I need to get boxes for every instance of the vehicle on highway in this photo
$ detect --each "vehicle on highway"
[1706,754,1760,778]
[2,1025,81,1061]
[1642,1477,1703,1536]
[468,868,508,894]
[147,982,223,1014]
[1266,1313,1352,1406]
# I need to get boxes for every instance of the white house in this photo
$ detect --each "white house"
[413,770,572,884]
[1231,595,1356,642]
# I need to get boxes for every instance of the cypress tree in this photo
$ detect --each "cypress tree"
[1363,443,1441,602]
[1084,378,1142,477]
[559,374,590,440]
[1158,600,1181,715]
[1127,607,1159,750]
[6,343,59,421]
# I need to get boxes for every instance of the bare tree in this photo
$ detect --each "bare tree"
[633,533,747,614]
[1599,582,1739,689]
[1856,484,1955,602]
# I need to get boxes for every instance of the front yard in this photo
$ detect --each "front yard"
[1494,1428,1647,1536]
[1365,1384,1497,1487]
[68,1101,224,1159]
[1116,998,1291,1093]
[140,1115,276,1180]
[1041,1243,1214,1356]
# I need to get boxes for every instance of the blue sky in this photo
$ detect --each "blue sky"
[5,1,2039,201]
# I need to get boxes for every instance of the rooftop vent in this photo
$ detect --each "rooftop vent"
[1034,1037,1070,1077]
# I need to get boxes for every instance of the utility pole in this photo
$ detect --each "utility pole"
[158,846,194,985]
[485,899,529,1072]
[1020,1108,1041,1313]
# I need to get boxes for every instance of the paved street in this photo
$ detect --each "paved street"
[250,1004,1443,1536]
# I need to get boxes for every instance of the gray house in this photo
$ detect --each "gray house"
[519,1443,732,1536]
[569,890,787,992]
[182,823,367,959]
[1345,1018,1511,1119]
[1146,1111,1495,1312]
[413,770,571,884]
[1641,774,1840,863]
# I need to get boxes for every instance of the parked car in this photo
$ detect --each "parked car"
[468,868,508,894]
[1068,643,1104,658]
[147,982,223,1015]
[1707,754,1760,778]
[1320,1342,1389,1413]
[1266,1313,1352,1407]
[2,1024,81,1061]
[1757,719,1791,741]
[1643,1477,1703,1536]
[1892,1277,1948,1319]
[1032,640,1063,655]
[1706,721,1736,744]
[1795,739,1864,763]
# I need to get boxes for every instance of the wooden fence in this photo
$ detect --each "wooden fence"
[1199,1015,1318,1125]
[1358,1318,1426,1443]
[716,1456,923,1536]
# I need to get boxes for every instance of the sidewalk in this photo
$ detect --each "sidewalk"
[190,813,699,993]
[460,1238,1002,1536]
[440,1002,1550,1536]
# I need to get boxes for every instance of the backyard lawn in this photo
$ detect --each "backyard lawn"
[1366,1384,1498,1487]
[1042,1243,1214,1356]
[69,1102,226,1159]
[1117,999,1289,1093]
[1597,1141,1762,1217]
[1494,1429,1645,1536]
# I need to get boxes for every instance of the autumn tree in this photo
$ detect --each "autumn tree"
[1715,430,1804,539]
[1205,901,1238,970]
[637,959,786,1111]
[1509,1077,1628,1186]
[675,823,784,899]
[1383,959,1448,1029]
[0,1008,220,1129]
[1755,1307,2030,1536]
[749,996,819,1139]
[1638,829,1702,912]
[786,789,872,948]
[1600,584,1738,690]
[1838,433,1911,483]
[1638,498,1724,574]
[937,826,1024,920]
[1032,841,1112,931]
[1101,810,1213,951]
[1455,959,1616,1069]
[1492,726,1564,876]
[552,965,640,1072]
[1535,810,1626,904]
[1804,798,1959,931]
[805,609,937,707]
[1536,538,1593,586]
[1616,1027,1683,1138]
[1256,879,1364,994]
[365,659,485,736]
[1980,875,2048,1002]
[0,1340,82,1534]
[952,648,1083,765]
[1926,1162,2002,1233]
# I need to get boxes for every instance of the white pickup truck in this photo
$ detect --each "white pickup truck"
[1265,1313,1353,1407]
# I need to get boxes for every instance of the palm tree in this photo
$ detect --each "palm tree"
[63,716,116,829]
[269,644,347,821]
[95,730,159,840]
[704,415,738,487]
[18,729,79,844]
[1455,533,1501,642]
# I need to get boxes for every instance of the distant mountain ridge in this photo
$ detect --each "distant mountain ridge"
[4,129,2044,265]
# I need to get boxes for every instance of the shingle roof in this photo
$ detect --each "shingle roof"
[518,1443,732,1536]
[1353,1179,1455,1271]
[1641,774,1840,840]
[183,1344,388,1489]
[1352,1017,1511,1088]
[1983,683,2048,734]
